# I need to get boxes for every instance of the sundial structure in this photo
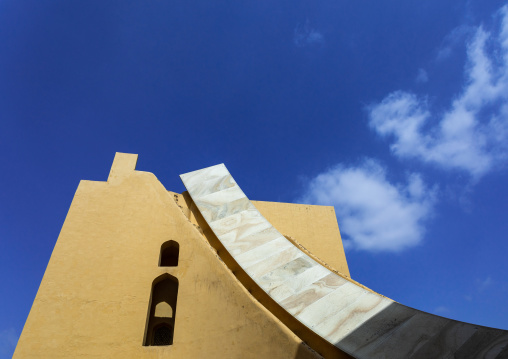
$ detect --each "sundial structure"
[15,153,508,358]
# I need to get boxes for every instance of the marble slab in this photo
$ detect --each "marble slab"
[245,245,303,278]
[180,164,508,359]
[256,256,318,292]
[337,301,417,354]
[269,265,331,302]
[296,282,365,326]
[356,311,450,358]
[224,226,283,257]
[313,294,392,344]
[280,273,349,317]
[236,236,293,268]
[179,164,232,196]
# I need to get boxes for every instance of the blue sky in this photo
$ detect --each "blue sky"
[2,0,508,356]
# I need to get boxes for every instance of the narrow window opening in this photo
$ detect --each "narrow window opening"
[159,241,179,267]
[143,274,178,346]
[152,324,173,346]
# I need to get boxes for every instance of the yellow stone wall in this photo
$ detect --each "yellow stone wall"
[14,153,351,358]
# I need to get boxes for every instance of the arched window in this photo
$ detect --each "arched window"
[159,241,179,267]
[143,274,179,346]
[152,324,173,346]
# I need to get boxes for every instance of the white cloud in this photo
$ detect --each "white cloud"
[294,21,324,47]
[416,68,429,83]
[0,328,18,357]
[369,5,508,180]
[299,160,435,252]
[436,25,474,61]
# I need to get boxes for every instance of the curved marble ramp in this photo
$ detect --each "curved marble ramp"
[180,164,508,359]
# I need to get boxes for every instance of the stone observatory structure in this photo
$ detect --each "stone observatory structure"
[14,153,508,358]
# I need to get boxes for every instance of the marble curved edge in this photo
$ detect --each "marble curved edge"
[180,164,508,359]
